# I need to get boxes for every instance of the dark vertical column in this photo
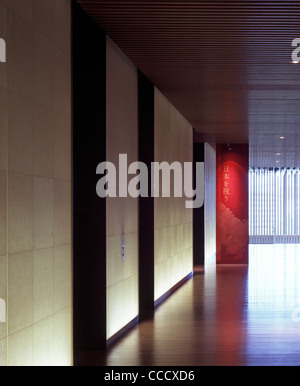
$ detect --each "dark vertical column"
[193,143,205,267]
[72,1,107,357]
[138,71,155,320]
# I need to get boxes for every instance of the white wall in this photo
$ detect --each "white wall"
[0,0,72,366]
[154,88,193,301]
[106,37,139,340]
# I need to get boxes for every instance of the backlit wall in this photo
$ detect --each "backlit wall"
[216,144,249,264]
[106,37,139,340]
[72,5,195,349]
[0,0,72,366]
[154,89,193,301]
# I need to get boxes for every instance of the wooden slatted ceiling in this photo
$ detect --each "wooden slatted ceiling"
[77,0,300,167]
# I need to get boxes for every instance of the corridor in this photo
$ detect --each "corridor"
[80,245,300,366]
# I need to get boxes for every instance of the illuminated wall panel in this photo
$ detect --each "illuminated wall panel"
[216,144,249,264]
[0,0,72,366]
[154,89,193,301]
[106,37,139,340]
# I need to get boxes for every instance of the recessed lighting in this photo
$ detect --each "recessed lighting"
[292,60,300,64]
[280,137,285,139]
[276,153,281,156]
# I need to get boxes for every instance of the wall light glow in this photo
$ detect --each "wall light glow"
[0,298,6,323]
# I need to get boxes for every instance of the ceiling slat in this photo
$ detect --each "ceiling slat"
[77,0,300,167]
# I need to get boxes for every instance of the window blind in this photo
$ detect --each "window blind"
[249,168,300,244]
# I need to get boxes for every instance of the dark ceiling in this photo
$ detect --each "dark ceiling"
[77,0,300,167]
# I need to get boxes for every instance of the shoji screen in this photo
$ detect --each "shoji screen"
[249,168,300,244]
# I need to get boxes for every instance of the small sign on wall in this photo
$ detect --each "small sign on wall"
[0,38,6,63]
[122,236,125,261]
[0,298,6,323]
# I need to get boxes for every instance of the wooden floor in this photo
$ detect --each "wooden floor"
[80,245,300,366]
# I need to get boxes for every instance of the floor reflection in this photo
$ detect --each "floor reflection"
[79,245,300,366]
[246,244,300,366]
